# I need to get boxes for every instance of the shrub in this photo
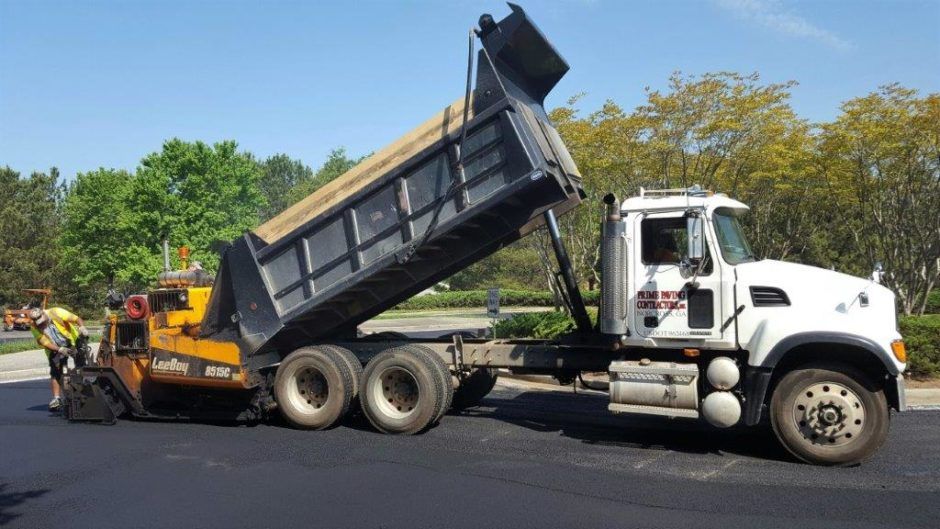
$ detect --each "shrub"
[395,289,599,311]
[493,309,598,339]
[925,290,940,314]
[901,314,940,378]
[494,311,575,338]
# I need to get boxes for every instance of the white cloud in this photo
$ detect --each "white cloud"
[715,0,853,51]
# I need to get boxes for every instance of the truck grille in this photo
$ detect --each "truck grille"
[149,289,189,313]
[115,321,148,351]
[750,286,790,307]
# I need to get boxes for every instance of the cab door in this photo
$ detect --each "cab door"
[632,212,724,341]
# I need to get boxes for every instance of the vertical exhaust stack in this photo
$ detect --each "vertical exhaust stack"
[600,194,628,336]
[162,239,171,272]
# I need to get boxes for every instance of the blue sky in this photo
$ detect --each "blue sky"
[1,0,938,180]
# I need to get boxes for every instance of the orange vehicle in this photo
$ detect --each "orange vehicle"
[3,289,51,331]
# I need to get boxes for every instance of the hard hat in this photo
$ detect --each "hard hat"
[29,308,48,325]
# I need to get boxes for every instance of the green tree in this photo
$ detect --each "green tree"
[0,166,63,309]
[129,139,265,284]
[620,72,821,263]
[447,242,546,291]
[284,148,364,207]
[533,72,820,296]
[258,154,314,221]
[59,140,265,290]
[819,85,940,315]
[60,168,136,288]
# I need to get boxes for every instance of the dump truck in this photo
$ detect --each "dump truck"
[3,289,51,331]
[64,4,906,466]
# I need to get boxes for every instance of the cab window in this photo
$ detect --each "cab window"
[641,217,713,273]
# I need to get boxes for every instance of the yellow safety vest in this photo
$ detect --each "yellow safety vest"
[31,307,81,354]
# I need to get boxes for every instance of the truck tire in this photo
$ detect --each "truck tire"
[360,346,448,434]
[770,363,889,466]
[418,344,454,423]
[274,346,355,430]
[452,368,498,410]
[320,344,363,402]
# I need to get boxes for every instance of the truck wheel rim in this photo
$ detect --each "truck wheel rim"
[372,367,419,419]
[792,381,865,447]
[290,366,329,412]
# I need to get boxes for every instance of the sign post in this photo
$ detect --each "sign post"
[486,288,500,338]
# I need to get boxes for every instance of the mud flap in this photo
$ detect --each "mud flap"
[62,372,125,424]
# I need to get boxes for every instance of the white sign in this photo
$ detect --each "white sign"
[486,288,500,319]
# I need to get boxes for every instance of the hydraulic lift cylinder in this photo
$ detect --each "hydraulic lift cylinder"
[543,209,592,334]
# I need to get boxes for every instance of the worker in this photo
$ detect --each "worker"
[28,307,88,411]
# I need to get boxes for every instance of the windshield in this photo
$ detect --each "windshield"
[713,208,756,264]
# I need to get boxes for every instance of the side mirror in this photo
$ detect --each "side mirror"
[871,262,884,284]
[687,214,705,262]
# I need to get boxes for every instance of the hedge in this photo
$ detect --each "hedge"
[492,312,940,378]
[492,309,598,339]
[902,314,940,378]
[395,289,600,311]
[925,290,940,314]
[493,311,577,338]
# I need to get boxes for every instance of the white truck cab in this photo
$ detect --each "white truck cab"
[600,186,906,465]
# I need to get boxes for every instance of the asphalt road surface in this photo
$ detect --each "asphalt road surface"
[2,379,938,529]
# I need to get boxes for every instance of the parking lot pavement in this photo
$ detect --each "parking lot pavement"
[360,316,488,338]
[1,378,939,529]
[0,330,34,343]
[0,344,101,383]
[0,350,49,383]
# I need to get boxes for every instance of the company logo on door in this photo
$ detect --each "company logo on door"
[636,290,687,312]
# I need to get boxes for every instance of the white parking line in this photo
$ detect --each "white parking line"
[0,375,47,384]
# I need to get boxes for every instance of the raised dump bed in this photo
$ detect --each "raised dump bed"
[202,5,584,355]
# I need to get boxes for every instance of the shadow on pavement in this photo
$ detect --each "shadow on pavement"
[17,377,791,463]
[279,385,793,462]
[458,389,794,463]
[0,483,50,525]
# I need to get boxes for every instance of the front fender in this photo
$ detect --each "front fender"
[761,332,900,375]
[741,331,903,425]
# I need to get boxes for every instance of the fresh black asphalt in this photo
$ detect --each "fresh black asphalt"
[2,378,938,528]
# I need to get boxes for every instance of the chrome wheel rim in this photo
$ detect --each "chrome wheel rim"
[288,366,329,413]
[792,381,865,447]
[371,366,419,419]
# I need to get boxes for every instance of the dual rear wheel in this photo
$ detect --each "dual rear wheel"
[273,346,358,430]
[274,344,456,434]
[360,345,452,434]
